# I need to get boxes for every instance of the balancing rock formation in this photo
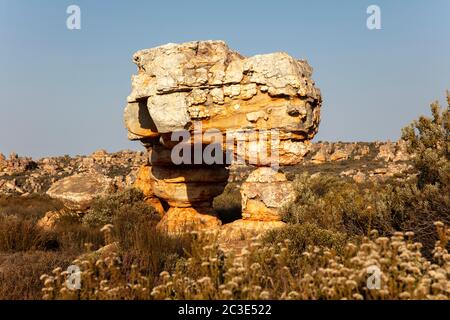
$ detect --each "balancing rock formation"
[124,40,322,236]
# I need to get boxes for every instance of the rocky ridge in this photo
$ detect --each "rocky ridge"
[0,141,412,198]
[0,150,146,196]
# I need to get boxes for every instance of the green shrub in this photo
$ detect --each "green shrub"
[282,173,393,236]
[263,223,347,255]
[82,188,157,227]
[391,91,450,254]
[282,172,449,257]
[386,182,450,256]
[402,91,449,188]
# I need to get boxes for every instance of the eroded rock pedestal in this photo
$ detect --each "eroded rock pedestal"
[221,168,292,241]
[149,149,228,233]
[124,40,322,235]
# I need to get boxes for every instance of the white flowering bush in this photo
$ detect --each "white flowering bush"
[42,223,450,300]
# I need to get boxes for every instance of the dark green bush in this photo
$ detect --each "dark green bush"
[395,92,450,253]
[82,188,157,227]
[401,92,449,188]
[386,182,450,255]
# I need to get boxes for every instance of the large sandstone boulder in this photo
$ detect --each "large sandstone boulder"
[124,40,322,234]
[46,172,114,211]
[125,40,321,145]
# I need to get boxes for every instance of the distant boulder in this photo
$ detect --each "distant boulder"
[46,172,114,211]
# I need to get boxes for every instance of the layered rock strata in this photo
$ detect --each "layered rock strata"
[124,40,322,234]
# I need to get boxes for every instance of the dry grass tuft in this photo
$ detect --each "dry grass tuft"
[41,224,450,300]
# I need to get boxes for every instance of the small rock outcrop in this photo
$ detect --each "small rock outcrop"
[240,167,294,222]
[0,153,36,174]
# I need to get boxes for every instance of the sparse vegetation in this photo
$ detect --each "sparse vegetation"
[0,216,58,252]
[277,93,450,257]
[41,224,450,300]
[0,187,191,299]
[0,93,449,300]
[402,92,449,188]
[281,174,395,236]
[112,207,192,286]
[0,251,74,300]
[82,188,158,227]
[0,194,62,222]
[263,223,348,255]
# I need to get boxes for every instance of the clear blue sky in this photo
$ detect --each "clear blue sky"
[0,0,449,158]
